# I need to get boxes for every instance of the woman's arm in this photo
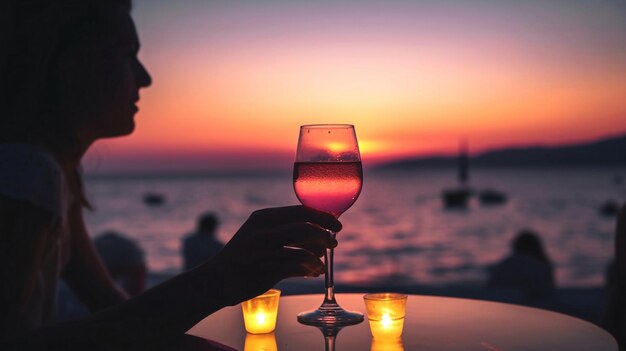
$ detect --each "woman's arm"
[2,205,339,350]
[0,196,57,338]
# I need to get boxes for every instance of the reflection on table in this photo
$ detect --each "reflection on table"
[187,293,617,351]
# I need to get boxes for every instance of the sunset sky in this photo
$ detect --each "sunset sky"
[84,0,626,173]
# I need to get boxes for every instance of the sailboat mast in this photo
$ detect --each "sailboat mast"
[458,139,469,186]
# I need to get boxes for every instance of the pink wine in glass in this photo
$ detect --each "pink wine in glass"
[293,161,362,218]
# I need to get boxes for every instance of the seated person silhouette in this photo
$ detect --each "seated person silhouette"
[182,213,225,270]
[604,204,626,349]
[487,229,555,306]
[58,231,146,320]
[94,231,147,297]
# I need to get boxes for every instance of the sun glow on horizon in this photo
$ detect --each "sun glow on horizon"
[85,0,626,173]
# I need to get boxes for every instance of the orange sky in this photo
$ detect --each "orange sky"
[85,0,626,173]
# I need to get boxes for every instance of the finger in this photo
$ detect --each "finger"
[267,222,337,254]
[237,234,328,266]
[277,248,325,277]
[260,247,325,278]
[250,206,342,232]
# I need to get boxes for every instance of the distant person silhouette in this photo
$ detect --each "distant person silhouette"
[487,230,555,306]
[182,213,225,270]
[94,231,147,296]
[604,204,626,349]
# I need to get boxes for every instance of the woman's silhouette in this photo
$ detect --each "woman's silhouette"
[0,1,338,349]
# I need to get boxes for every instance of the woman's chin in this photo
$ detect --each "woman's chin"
[98,122,136,139]
[116,123,136,137]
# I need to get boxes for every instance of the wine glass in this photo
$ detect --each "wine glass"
[293,124,364,326]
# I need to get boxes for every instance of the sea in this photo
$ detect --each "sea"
[83,167,626,289]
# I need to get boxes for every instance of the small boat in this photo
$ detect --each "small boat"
[479,189,507,205]
[442,187,472,208]
[442,139,472,209]
[143,192,165,206]
[439,139,509,208]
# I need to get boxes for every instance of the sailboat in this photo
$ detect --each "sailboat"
[442,139,472,208]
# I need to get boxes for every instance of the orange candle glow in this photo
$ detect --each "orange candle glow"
[241,289,281,334]
[364,293,407,340]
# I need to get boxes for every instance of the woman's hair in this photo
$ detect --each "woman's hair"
[1,0,132,207]
[1,0,132,148]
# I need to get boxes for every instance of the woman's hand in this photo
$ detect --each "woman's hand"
[205,205,340,304]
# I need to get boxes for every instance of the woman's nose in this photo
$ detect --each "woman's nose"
[136,60,152,88]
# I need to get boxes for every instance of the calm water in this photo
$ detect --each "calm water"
[84,167,626,288]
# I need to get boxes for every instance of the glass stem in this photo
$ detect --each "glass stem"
[324,335,336,351]
[323,231,337,305]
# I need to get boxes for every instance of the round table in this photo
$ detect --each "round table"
[187,293,617,351]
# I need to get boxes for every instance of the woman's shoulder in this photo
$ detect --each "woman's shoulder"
[0,143,64,217]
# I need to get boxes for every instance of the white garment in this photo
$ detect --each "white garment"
[0,143,71,330]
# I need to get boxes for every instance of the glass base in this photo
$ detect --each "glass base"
[297,302,364,326]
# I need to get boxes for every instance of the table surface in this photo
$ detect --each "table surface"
[187,293,617,351]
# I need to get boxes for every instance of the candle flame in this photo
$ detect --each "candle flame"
[256,311,267,325]
[382,313,392,328]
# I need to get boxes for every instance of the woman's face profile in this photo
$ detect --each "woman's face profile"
[70,4,152,143]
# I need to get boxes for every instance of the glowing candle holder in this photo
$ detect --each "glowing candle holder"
[241,289,281,334]
[244,332,278,351]
[363,293,407,340]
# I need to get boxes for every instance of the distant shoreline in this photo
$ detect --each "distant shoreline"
[83,134,626,177]
[84,164,626,180]
[84,169,292,180]
[377,133,626,171]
